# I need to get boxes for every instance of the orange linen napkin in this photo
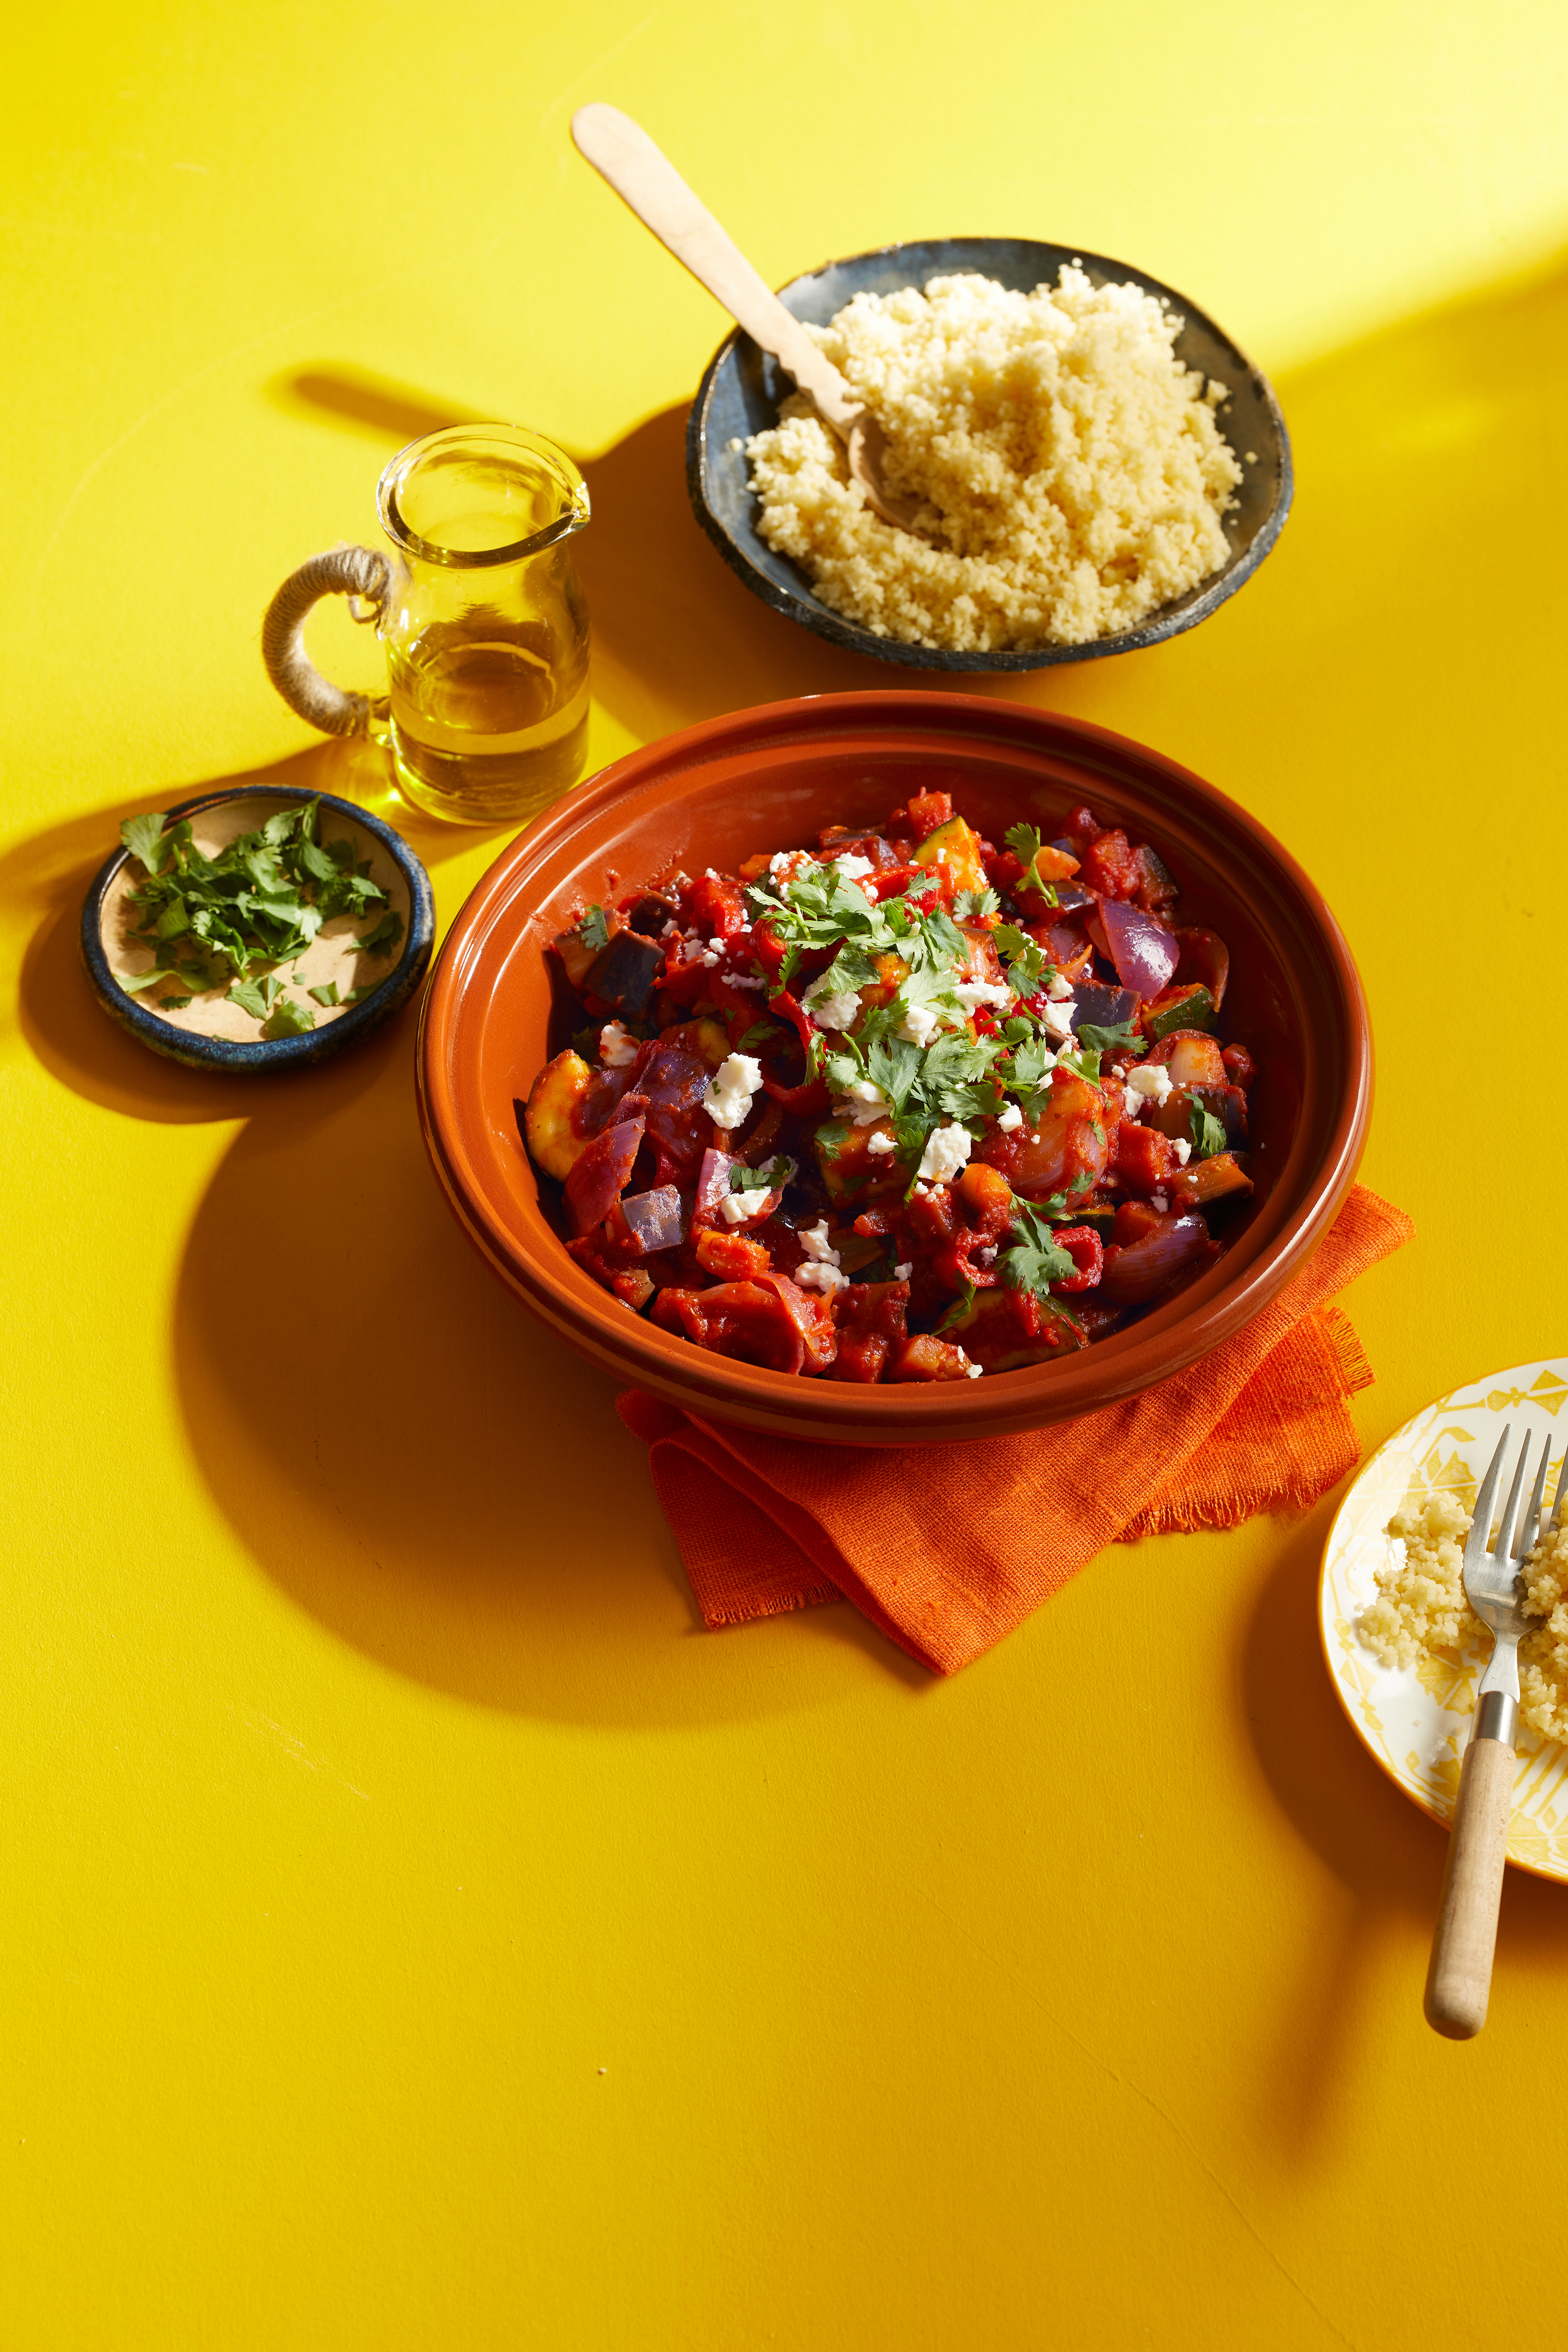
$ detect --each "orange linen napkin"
[618,1185,1412,1675]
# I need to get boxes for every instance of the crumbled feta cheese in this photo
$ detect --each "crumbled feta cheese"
[917,1123,972,1184]
[718,1187,769,1226]
[974,1246,996,1267]
[965,1362,983,1379]
[995,1101,1024,1133]
[703,867,721,880]
[660,918,679,938]
[726,971,764,990]
[1125,1062,1173,1109]
[834,1079,892,1127]
[699,949,721,968]
[1150,1192,1169,1212]
[951,979,1013,1014]
[866,1130,898,1155]
[703,1052,764,1131]
[598,1020,638,1068]
[768,850,810,883]
[894,1262,914,1281]
[831,852,875,881]
[1046,971,1075,1001]
[1171,1137,1192,1166]
[803,976,862,1030]
[1042,996,1076,1043]
[794,1219,848,1294]
[897,998,943,1047]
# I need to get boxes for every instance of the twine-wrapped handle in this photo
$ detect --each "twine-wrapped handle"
[261,543,396,738]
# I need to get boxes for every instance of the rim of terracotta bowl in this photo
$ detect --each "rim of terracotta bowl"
[685,236,1293,673]
[416,692,1370,1446]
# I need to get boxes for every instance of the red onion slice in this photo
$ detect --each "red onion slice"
[620,1185,685,1254]
[564,1114,645,1235]
[1096,897,1179,1000]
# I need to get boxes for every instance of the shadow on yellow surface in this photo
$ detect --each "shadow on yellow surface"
[168,1055,925,1726]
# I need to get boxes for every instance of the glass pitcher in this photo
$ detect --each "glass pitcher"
[262,424,591,827]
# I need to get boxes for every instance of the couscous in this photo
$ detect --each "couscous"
[743,266,1243,653]
[1362,1488,1568,1744]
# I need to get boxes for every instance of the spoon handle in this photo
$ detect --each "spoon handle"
[571,104,863,437]
[1424,1716,1515,2039]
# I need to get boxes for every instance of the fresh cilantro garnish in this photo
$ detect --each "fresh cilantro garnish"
[577,902,611,953]
[999,1198,1080,1299]
[308,982,341,1007]
[1077,1019,1142,1054]
[728,1156,792,1193]
[261,996,316,1040]
[1002,822,1059,906]
[1056,1043,1102,1082]
[120,813,173,873]
[954,887,1000,921]
[736,1019,783,1053]
[1190,1099,1229,1161]
[116,799,391,1012]
[354,910,404,960]
[226,973,285,1020]
[160,994,193,1010]
[936,1281,978,1333]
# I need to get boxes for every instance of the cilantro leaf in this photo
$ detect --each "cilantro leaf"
[354,910,405,960]
[1002,822,1059,908]
[118,967,180,995]
[1190,1098,1229,1161]
[261,995,317,1040]
[308,982,341,1007]
[227,973,284,1020]
[736,1019,783,1054]
[120,813,170,873]
[577,903,611,953]
[1077,1019,1143,1054]
[998,1199,1078,1299]
[936,1281,978,1333]
[728,1155,793,1193]
[954,887,1000,921]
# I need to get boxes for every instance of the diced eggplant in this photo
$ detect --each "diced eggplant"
[1046,881,1095,916]
[553,914,621,993]
[1069,982,1140,1035]
[625,892,679,937]
[1170,1152,1253,1211]
[620,1185,685,1255]
[582,928,666,1017]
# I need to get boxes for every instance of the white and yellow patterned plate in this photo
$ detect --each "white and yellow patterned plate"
[1318,1357,1568,1882]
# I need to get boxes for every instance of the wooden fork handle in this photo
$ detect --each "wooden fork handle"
[1424,1732,1515,2039]
[570,103,863,437]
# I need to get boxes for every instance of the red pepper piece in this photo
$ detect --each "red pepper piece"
[1050,1224,1103,1293]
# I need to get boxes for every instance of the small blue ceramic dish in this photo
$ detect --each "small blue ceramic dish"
[687,236,1293,672]
[81,783,435,1073]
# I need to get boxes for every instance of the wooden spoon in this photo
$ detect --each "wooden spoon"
[570,103,925,536]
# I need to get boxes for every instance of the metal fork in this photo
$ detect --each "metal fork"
[1425,1426,1562,2038]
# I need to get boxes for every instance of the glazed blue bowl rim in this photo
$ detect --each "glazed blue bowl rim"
[80,781,437,1071]
[686,234,1295,672]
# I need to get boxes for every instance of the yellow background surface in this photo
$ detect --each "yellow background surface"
[4,6,1566,2344]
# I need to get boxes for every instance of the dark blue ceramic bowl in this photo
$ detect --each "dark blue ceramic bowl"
[687,236,1293,672]
[81,783,435,1072]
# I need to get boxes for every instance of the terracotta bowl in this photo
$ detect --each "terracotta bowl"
[416,693,1370,1446]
